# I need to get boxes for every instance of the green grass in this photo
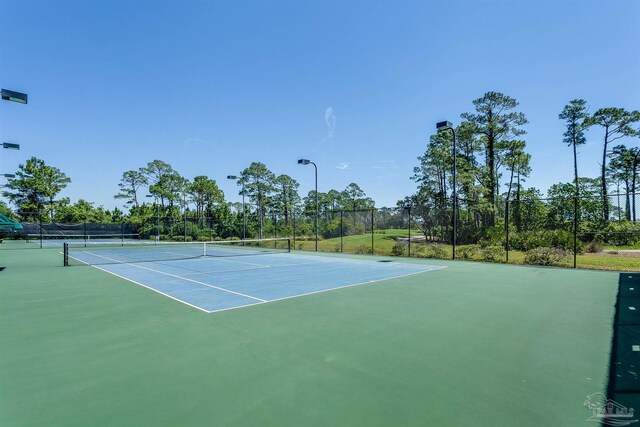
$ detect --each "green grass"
[0,242,621,426]
[292,229,640,272]
[605,242,640,250]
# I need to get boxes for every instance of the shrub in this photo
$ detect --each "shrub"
[425,244,449,259]
[549,230,575,251]
[585,240,604,253]
[479,226,505,248]
[412,244,428,258]
[391,242,407,256]
[457,245,479,260]
[524,247,570,266]
[508,231,550,251]
[601,222,640,246]
[482,246,505,263]
[353,244,372,255]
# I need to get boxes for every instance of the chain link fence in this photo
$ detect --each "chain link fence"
[3,194,639,271]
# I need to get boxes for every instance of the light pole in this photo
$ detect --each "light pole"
[298,159,318,251]
[227,175,246,240]
[436,121,457,260]
[146,194,159,241]
[1,144,19,190]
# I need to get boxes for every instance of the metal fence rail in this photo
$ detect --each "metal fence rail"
[4,193,639,271]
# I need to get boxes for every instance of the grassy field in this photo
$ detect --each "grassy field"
[293,229,640,272]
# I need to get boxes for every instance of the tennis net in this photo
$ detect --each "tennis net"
[63,238,290,266]
[27,233,140,244]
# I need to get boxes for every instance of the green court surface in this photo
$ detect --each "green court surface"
[0,240,620,426]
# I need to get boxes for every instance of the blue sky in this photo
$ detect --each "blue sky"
[1,0,639,210]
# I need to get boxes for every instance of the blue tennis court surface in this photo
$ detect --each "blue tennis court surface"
[68,250,444,313]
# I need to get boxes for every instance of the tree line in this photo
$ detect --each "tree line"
[2,90,638,243]
[403,92,639,242]
[0,158,375,236]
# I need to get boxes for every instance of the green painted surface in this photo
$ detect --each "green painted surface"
[0,242,618,426]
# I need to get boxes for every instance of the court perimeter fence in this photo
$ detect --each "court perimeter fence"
[3,192,639,271]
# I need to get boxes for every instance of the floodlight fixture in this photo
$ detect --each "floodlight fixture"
[227,175,238,180]
[436,121,453,130]
[2,173,15,178]
[298,159,310,165]
[2,142,20,150]
[1,89,28,104]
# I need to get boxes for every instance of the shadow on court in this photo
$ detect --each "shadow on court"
[605,273,640,423]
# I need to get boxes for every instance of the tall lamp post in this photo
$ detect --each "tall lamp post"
[1,144,20,191]
[298,159,318,251]
[227,175,246,240]
[436,121,457,260]
[146,194,159,241]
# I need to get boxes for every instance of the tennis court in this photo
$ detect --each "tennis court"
[0,239,626,426]
[63,239,443,313]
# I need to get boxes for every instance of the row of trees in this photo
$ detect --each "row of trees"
[405,92,639,242]
[1,157,375,237]
[114,160,375,238]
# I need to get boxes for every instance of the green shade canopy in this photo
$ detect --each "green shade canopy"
[0,214,23,231]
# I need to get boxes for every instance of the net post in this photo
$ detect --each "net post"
[287,238,291,253]
[63,242,69,266]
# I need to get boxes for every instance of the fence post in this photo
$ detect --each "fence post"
[408,206,411,258]
[371,209,374,255]
[573,195,578,269]
[39,210,43,249]
[340,211,343,253]
[292,211,296,250]
[505,201,509,263]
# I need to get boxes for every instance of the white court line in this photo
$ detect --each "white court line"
[67,254,210,313]
[82,251,267,302]
[204,265,448,314]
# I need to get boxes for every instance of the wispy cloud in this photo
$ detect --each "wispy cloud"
[325,107,336,139]
[317,107,336,148]
[336,162,349,170]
